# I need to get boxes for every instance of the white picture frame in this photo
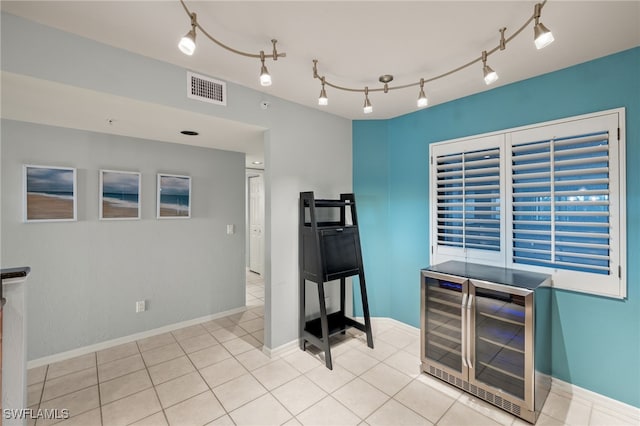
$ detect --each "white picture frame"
[23,165,77,222]
[157,173,191,219]
[99,170,141,220]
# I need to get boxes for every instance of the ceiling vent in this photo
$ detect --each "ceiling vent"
[187,71,226,106]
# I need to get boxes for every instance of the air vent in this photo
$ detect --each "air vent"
[187,71,226,106]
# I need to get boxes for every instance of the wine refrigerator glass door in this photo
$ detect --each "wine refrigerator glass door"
[469,280,534,410]
[421,272,468,380]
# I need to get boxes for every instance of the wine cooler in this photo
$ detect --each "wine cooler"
[421,261,552,423]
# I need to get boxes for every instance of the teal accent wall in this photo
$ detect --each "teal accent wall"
[353,48,640,407]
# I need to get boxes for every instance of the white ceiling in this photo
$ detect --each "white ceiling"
[2,1,639,164]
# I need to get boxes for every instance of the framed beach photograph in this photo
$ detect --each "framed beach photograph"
[157,173,191,219]
[23,165,77,222]
[100,170,141,220]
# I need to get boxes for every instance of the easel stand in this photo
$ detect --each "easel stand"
[299,192,374,369]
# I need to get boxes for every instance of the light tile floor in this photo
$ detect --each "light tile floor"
[26,272,638,426]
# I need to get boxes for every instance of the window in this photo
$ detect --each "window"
[430,109,626,299]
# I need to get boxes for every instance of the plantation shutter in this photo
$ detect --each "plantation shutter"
[432,135,504,263]
[511,132,611,274]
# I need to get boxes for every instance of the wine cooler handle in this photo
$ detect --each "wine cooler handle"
[461,292,468,368]
[466,293,473,370]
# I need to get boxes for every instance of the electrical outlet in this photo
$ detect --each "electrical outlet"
[136,300,146,313]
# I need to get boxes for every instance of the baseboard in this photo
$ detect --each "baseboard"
[27,306,247,369]
[262,339,298,358]
[550,377,640,420]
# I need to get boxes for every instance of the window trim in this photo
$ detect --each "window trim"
[429,108,627,299]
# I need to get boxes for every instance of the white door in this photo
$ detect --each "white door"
[248,175,264,275]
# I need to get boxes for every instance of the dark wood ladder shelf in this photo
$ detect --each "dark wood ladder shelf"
[299,192,373,369]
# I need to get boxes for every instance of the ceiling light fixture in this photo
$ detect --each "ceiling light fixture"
[318,77,328,106]
[178,0,286,86]
[482,51,499,85]
[363,87,373,114]
[533,3,555,49]
[417,79,428,108]
[312,0,554,114]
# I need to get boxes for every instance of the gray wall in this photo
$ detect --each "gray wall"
[1,119,246,359]
[1,12,352,352]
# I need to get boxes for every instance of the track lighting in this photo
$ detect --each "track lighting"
[178,1,286,86]
[533,3,555,49]
[311,0,554,113]
[417,79,428,108]
[318,78,328,106]
[259,52,272,87]
[178,13,197,56]
[363,87,373,114]
[482,51,499,85]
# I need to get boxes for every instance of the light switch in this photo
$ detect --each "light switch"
[226,224,235,235]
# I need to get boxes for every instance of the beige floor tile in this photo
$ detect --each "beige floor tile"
[590,407,639,425]
[177,332,218,354]
[355,339,398,362]
[98,354,145,382]
[28,382,44,406]
[97,342,139,365]
[248,306,264,317]
[383,350,421,377]
[101,388,161,426]
[42,367,97,402]
[394,380,456,423]
[252,358,301,390]
[213,374,267,412]
[141,342,185,367]
[297,395,361,425]
[137,332,176,352]
[230,393,292,425]
[335,349,379,376]
[455,394,515,426]
[542,392,592,426]
[439,401,503,426]
[47,353,96,380]
[99,369,152,405]
[251,331,265,344]
[376,328,417,349]
[204,414,235,425]
[238,318,264,334]
[199,357,248,388]
[47,407,101,426]
[228,310,259,324]
[271,375,327,415]
[188,344,232,369]
[210,326,248,342]
[282,418,303,426]
[39,386,99,425]
[28,365,48,386]
[130,412,168,426]
[527,413,568,426]
[171,324,208,341]
[360,362,412,396]
[366,399,432,426]
[147,355,196,385]
[164,391,226,426]
[221,334,261,356]
[305,364,356,393]
[332,377,390,419]
[414,374,463,400]
[155,371,209,408]
[282,349,324,374]
[235,348,272,371]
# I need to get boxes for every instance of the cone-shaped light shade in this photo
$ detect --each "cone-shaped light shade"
[417,87,428,108]
[534,22,554,49]
[178,29,196,56]
[483,64,498,85]
[259,63,272,86]
[318,86,328,106]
